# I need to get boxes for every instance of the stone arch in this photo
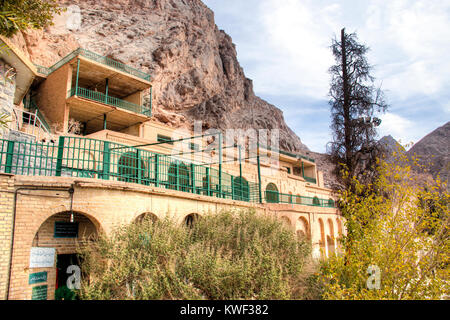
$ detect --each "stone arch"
[134,212,159,224]
[336,218,343,236]
[296,216,310,240]
[184,213,200,228]
[280,216,292,229]
[318,218,326,258]
[31,210,100,300]
[327,219,335,256]
[32,211,99,254]
[265,183,279,203]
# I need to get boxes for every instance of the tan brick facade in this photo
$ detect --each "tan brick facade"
[0,175,341,300]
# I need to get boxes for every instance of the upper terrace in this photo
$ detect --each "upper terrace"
[33,48,152,135]
[35,48,151,82]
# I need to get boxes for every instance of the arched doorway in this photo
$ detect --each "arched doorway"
[31,211,99,300]
[296,216,310,241]
[265,183,279,203]
[280,216,292,229]
[232,176,249,201]
[184,213,200,228]
[327,219,335,256]
[168,162,190,192]
[318,218,326,258]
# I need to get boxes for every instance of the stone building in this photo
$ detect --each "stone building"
[0,37,343,300]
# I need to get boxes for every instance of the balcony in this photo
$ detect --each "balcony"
[35,48,151,82]
[0,136,260,204]
[68,87,152,117]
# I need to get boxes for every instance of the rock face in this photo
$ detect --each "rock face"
[379,135,406,156]
[11,0,308,152]
[407,121,450,186]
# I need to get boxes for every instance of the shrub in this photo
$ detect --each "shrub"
[78,210,311,300]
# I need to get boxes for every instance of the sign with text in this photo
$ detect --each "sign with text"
[29,247,55,268]
[54,221,79,238]
[29,271,47,285]
[31,285,48,300]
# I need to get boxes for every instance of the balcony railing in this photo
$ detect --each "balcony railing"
[265,191,335,208]
[0,136,260,203]
[34,48,151,81]
[68,87,152,117]
[304,176,317,184]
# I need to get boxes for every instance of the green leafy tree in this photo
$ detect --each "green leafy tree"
[0,0,62,37]
[319,152,449,299]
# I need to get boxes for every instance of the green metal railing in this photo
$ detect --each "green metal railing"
[304,176,317,184]
[34,48,151,81]
[23,98,52,132]
[265,191,335,208]
[68,87,152,116]
[0,136,259,203]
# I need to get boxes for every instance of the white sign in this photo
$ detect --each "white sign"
[29,247,55,268]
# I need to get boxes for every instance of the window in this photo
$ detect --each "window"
[293,166,302,176]
[232,177,250,202]
[283,166,291,174]
[265,183,279,203]
[190,143,199,151]
[157,134,173,145]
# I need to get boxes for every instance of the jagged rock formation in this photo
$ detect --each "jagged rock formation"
[10,0,308,152]
[379,135,406,156]
[407,121,450,187]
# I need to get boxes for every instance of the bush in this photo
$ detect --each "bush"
[78,210,311,300]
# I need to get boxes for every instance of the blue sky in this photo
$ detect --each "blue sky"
[203,0,450,153]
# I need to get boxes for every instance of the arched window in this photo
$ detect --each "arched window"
[168,162,190,192]
[328,198,335,208]
[118,151,145,183]
[313,196,320,206]
[265,183,279,203]
[232,176,249,202]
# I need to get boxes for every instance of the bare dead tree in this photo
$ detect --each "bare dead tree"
[327,28,388,189]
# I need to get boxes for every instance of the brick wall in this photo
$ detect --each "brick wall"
[0,174,15,300]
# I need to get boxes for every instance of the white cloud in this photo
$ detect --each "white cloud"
[378,112,416,146]
[204,0,450,152]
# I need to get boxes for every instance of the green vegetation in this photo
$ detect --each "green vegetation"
[78,210,311,300]
[0,0,62,37]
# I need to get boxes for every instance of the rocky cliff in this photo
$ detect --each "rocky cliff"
[407,121,450,186]
[10,0,308,152]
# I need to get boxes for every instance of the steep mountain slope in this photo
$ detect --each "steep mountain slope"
[407,121,450,186]
[10,0,308,152]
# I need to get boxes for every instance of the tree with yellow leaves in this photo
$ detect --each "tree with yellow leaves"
[319,151,449,299]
